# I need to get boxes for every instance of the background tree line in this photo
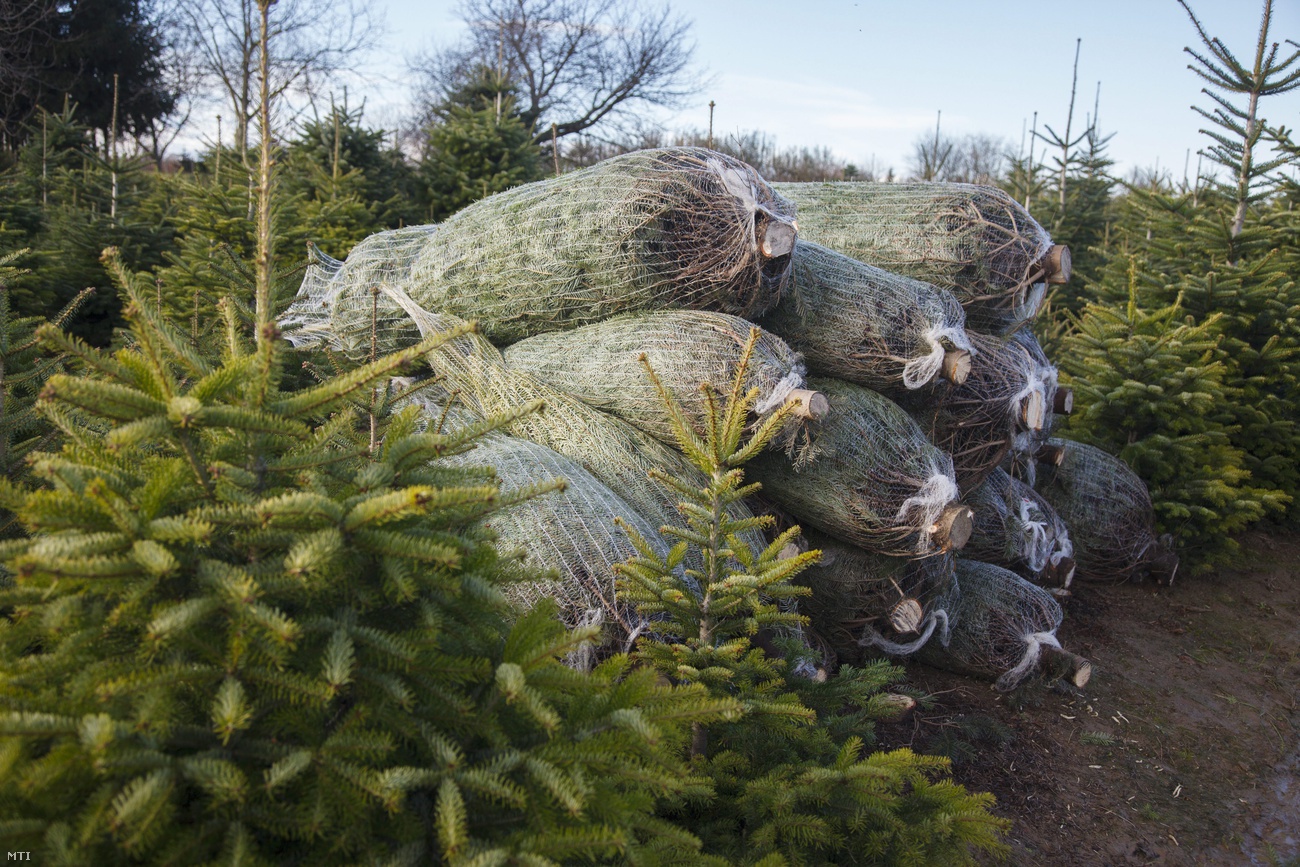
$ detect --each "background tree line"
[1,0,1299,562]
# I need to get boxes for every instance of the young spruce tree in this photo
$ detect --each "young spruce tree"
[618,336,1008,865]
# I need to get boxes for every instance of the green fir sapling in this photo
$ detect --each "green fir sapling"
[617,334,1008,865]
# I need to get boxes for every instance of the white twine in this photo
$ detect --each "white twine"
[711,159,760,253]
[895,471,959,553]
[901,323,974,389]
[1018,497,1053,573]
[753,363,807,415]
[1011,282,1048,325]
[1049,530,1074,568]
[859,609,950,657]
[994,629,1060,692]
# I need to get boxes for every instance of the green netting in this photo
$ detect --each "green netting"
[903,331,1044,493]
[282,147,797,357]
[502,310,808,446]
[965,468,1074,588]
[437,429,668,651]
[920,560,1067,691]
[771,181,1051,333]
[760,240,972,391]
[749,377,961,556]
[1033,438,1165,583]
[796,528,956,665]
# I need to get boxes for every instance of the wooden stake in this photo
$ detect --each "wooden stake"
[1040,244,1072,285]
[1040,645,1092,688]
[551,122,559,176]
[931,503,973,551]
[1053,386,1074,414]
[110,73,119,219]
[889,598,924,634]
[760,218,796,258]
[783,388,829,420]
[708,99,715,149]
[941,349,971,385]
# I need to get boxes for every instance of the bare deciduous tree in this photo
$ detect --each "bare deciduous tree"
[174,0,380,154]
[908,114,1008,184]
[0,0,58,146]
[413,0,700,144]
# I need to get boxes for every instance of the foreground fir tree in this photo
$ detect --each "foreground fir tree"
[0,254,739,864]
[0,249,94,539]
[617,337,1007,865]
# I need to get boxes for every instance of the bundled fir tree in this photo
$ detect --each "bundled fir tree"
[616,340,1007,865]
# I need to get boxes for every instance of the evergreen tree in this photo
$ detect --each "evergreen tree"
[0,250,742,864]
[1057,258,1286,566]
[617,338,1008,864]
[283,104,423,231]
[420,68,545,222]
[1177,0,1300,244]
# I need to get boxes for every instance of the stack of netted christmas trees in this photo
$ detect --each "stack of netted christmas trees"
[284,146,1176,693]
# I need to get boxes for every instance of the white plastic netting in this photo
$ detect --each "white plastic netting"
[501,310,808,447]
[903,331,1044,494]
[795,528,956,664]
[749,376,962,556]
[771,181,1052,334]
[921,560,1067,691]
[436,428,667,651]
[965,468,1074,588]
[1033,438,1162,583]
[760,240,973,391]
[401,308,774,567]
[281,147,797,358]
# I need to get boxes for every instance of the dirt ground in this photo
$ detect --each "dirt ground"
[875,530,1300,866]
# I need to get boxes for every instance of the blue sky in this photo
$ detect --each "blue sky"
[352,0,1300,180]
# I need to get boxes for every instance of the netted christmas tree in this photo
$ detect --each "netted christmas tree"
[281,146,798,358]
[793,528,958,666]
[435,420,671,656]
[920,560,1091,692]
[965,467,1074,588]
[749,376,971,556]
[760,239,973,391]
[773,181,1067,333]
[1034,437,1180,584]
[903,331,1047,493]
[503,310,818,447]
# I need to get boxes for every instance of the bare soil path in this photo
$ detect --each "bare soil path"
[875,530,1300,866]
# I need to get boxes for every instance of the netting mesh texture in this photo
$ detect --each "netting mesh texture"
[502,310,807,447]
[282,147,797,358]
[760,240,972,391]
[903,331,1044,494]
[796,528,957,664]
[749,377,960,556]
[1033,438,1160,582]
[771,181,1052,333]
[922,560,1065,691]
[965,468,1074,588]
[436,429,666,651]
